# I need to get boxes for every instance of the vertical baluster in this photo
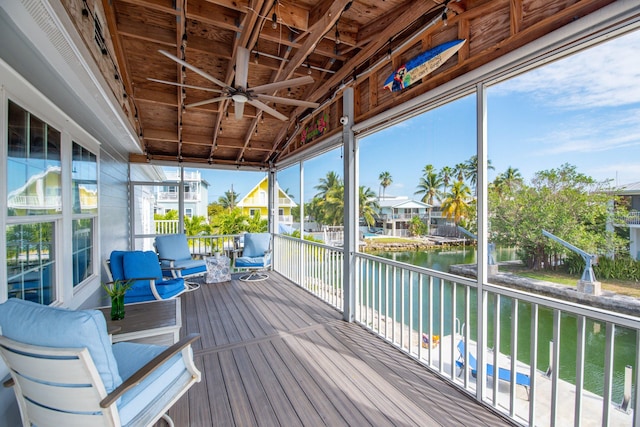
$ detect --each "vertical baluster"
[428,275,434,366]
[529,303,538,426]
[378,260,382,335]
[450,282,457,379]
[418,273,423,361]
[602,323,615,426]
[463,285,470,387]
[400,269,406,350]
[392,266,397,345]
[492,294,500,405]
[510,298,519,417]
[575,315,586,427]
[409,271,414,355]
[550,309,561,425]
[439,278,444,373]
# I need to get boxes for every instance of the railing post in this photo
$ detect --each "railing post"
[342,87,356,322]
[476,81,488,402]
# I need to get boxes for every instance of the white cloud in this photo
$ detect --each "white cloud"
[495,31,640,109]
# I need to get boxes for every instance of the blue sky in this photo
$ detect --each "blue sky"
[196,29,640,204]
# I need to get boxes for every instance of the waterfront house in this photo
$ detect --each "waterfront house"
[377,196,430,237]
[237,176,297,226]
[154,168,210,220]
[615,181,640,260]
[1,1,639,426]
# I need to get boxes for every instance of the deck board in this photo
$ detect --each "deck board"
[163,272,514,426]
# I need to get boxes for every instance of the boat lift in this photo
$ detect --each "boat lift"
[457,226,496,266]
[542,229,600,294]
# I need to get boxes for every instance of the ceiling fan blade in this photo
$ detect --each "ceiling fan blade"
[147,78,224,93]
[235,47,249,90]
[255,94,319,109]
[247,99,288,121]
[250,76,314,94]
[235,101,245,120]
[186,97,228,108]
[158,50,230,90]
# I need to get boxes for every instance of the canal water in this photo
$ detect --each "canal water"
[371,247,635,404]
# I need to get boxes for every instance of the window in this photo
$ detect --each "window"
[7,101,61,216]
[185,208,193,218]
[249,209,259,217]
[6,222,55,305]
[6,101,61,303]
[71,142,97,287]
[5,100,99,301]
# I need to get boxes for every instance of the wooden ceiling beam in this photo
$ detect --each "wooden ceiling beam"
[280,0,352,80]
[116,0,179,15]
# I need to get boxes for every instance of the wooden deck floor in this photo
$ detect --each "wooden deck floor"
[164,272,514,426]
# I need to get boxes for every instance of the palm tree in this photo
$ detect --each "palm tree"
[500,166,523,191]
[314,171,342,199]
[453,163,467,183]
[422,164,436,177]
[464,155,494,194]
[441,181,472,225]
[378,171,392,199]
[213,208,248,234]
[183,215,209,236]
[439,166,454,195]
[323,181,345,226]
[359,186,379,227]
[218,189,239,210]
[415,171,442,232]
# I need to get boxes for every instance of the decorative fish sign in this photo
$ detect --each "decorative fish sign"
[383,39,466,92]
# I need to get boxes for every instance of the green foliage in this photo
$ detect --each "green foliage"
[102,279,133,297]
[289,229,324,243]
[218,189,239,210]
[408,216,428,236]
[212,208,249,234]
[246,212,268,232]
[154,210,178,220]
[184,215,210,236]
[566,253,640,281]
[490,163,623,270]
[207,202,224,219]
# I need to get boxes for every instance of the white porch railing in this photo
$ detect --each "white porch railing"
[185,234,239,257]
[274,235,343,311]
[273,235,640,426]
[155,220,180,235]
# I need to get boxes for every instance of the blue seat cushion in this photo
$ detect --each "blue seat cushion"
[124,279,185,304]
[113,342,187,426]
[171,258,207,273]
[0,298,122,393]
[235,256,268,268]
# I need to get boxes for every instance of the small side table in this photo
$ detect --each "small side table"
[99,298,181,345]
[205,254,231,283]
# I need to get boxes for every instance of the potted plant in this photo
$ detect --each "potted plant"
[102,279,133,320]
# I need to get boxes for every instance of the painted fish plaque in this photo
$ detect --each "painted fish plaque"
[383,39,466,92]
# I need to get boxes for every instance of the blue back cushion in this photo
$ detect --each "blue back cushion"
[123,251,163,281]
[243,233,271,257]
[0,298,122,393]
[155,234,191,262]
[109,250,127,281]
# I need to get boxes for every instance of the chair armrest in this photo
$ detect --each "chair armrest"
[100,333,201,408]
[158,257,177,262]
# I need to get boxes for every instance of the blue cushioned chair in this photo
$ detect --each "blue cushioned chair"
[106,251,188,304]
[0,298,201,427]
[155,234,207,282]
[233,232,272,281]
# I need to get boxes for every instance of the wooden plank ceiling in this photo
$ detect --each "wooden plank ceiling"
[96,0,614,168]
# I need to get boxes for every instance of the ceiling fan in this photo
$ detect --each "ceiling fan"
[149,47,320,121]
